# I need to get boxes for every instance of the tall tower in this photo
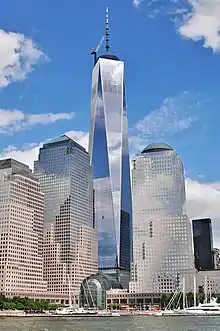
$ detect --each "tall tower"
[129,143,195,293]
[89,8,132,288]
[34,135,98,300]
[0,159,47,297]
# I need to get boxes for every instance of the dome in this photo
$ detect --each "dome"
[141,143,173,154]
[80,272,123,309]
[98,54,120,61]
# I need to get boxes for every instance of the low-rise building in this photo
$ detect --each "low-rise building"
[106,289,162,308]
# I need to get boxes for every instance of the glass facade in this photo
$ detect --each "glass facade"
[89,55,132,288]
[79,272,122,309]
[193,218,214,271]
[34,135,98,296]
[129,143,195,293]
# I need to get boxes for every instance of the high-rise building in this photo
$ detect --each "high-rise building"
[34,135,98,300]
[0,158,47,297]
[213,248,220,270]
[88,9,132,288]
[192,218,214,271]
[129,143,195,293]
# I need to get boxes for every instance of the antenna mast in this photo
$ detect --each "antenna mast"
[105,7,110,53]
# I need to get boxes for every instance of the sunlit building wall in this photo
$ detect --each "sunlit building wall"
[34,135,98,298]
[129,143,195,293]
[0,159,47,297]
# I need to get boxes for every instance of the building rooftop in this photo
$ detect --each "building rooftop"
[141,143,173,154]
[0,158,31,173]
[98,54,120,61]
[81,272,123,290]
[43,134,87,153]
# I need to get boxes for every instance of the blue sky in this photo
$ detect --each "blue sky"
[1,0,220,243]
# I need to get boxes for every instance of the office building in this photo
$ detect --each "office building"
[129,143,195,293]
[192,218,214,271]
[88,9,132,288]
[0,158,47,297]
[34,135,98,300]
[213,248,220,270]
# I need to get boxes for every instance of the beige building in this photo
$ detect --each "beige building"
[34,135,98,301]
[106,289,161,308]
[0,159,47,297]
[130,143,195,293]
[197,270,220,294]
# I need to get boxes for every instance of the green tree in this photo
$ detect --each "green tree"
[160,293,171,309]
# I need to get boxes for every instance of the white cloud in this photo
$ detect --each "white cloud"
[0,109,74,134]
[134,0,220,52]
[0,143,42,169]
[178,0,220,52]
[0,29,45,87]
[66,130,89,150]
[186,178,220,247]
[134,91,198,143]
[133,0,142,7]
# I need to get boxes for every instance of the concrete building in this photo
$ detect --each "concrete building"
[0,159,47,297]
[129,143,195,293]
[88,9,132,288]
[213,248,220,270]
[34,135,98,301]
[197,270,220,294]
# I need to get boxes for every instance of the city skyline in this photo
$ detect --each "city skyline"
[0,1,220,247]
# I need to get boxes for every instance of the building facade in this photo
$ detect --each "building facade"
[0,159,47,297]
[192,218,214,271]
[89,53,132,287]
[213,248,220,270]
[129,143,195,293]
[34,135,98,299]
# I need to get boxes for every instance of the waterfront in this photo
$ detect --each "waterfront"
[1,316,220,331]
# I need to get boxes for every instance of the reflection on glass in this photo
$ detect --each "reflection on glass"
[34,135,97,295]
[89,56,132,287]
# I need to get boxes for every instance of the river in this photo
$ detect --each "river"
[1,316,220,331]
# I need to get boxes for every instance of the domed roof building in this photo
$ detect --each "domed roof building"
[141,143,173,154]
[79,272,122,309]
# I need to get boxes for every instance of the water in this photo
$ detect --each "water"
[1,316,220,331]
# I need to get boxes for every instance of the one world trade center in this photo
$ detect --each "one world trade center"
[88,8,132,288]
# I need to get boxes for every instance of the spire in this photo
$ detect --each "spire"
[105,7,110,53]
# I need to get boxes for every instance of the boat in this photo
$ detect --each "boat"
[55,306,98,315]
[180,297,220,315]
[97,310,120,317]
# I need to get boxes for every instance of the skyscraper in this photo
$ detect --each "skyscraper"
[0,159,47,297]
[192,218,214,271]
[129,143,194,293]
[89,9,132,287]
[34,135,98,300]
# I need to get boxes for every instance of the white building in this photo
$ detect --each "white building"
[129,143,195,293]
[34,135,98,301]
[0,159,47,297]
